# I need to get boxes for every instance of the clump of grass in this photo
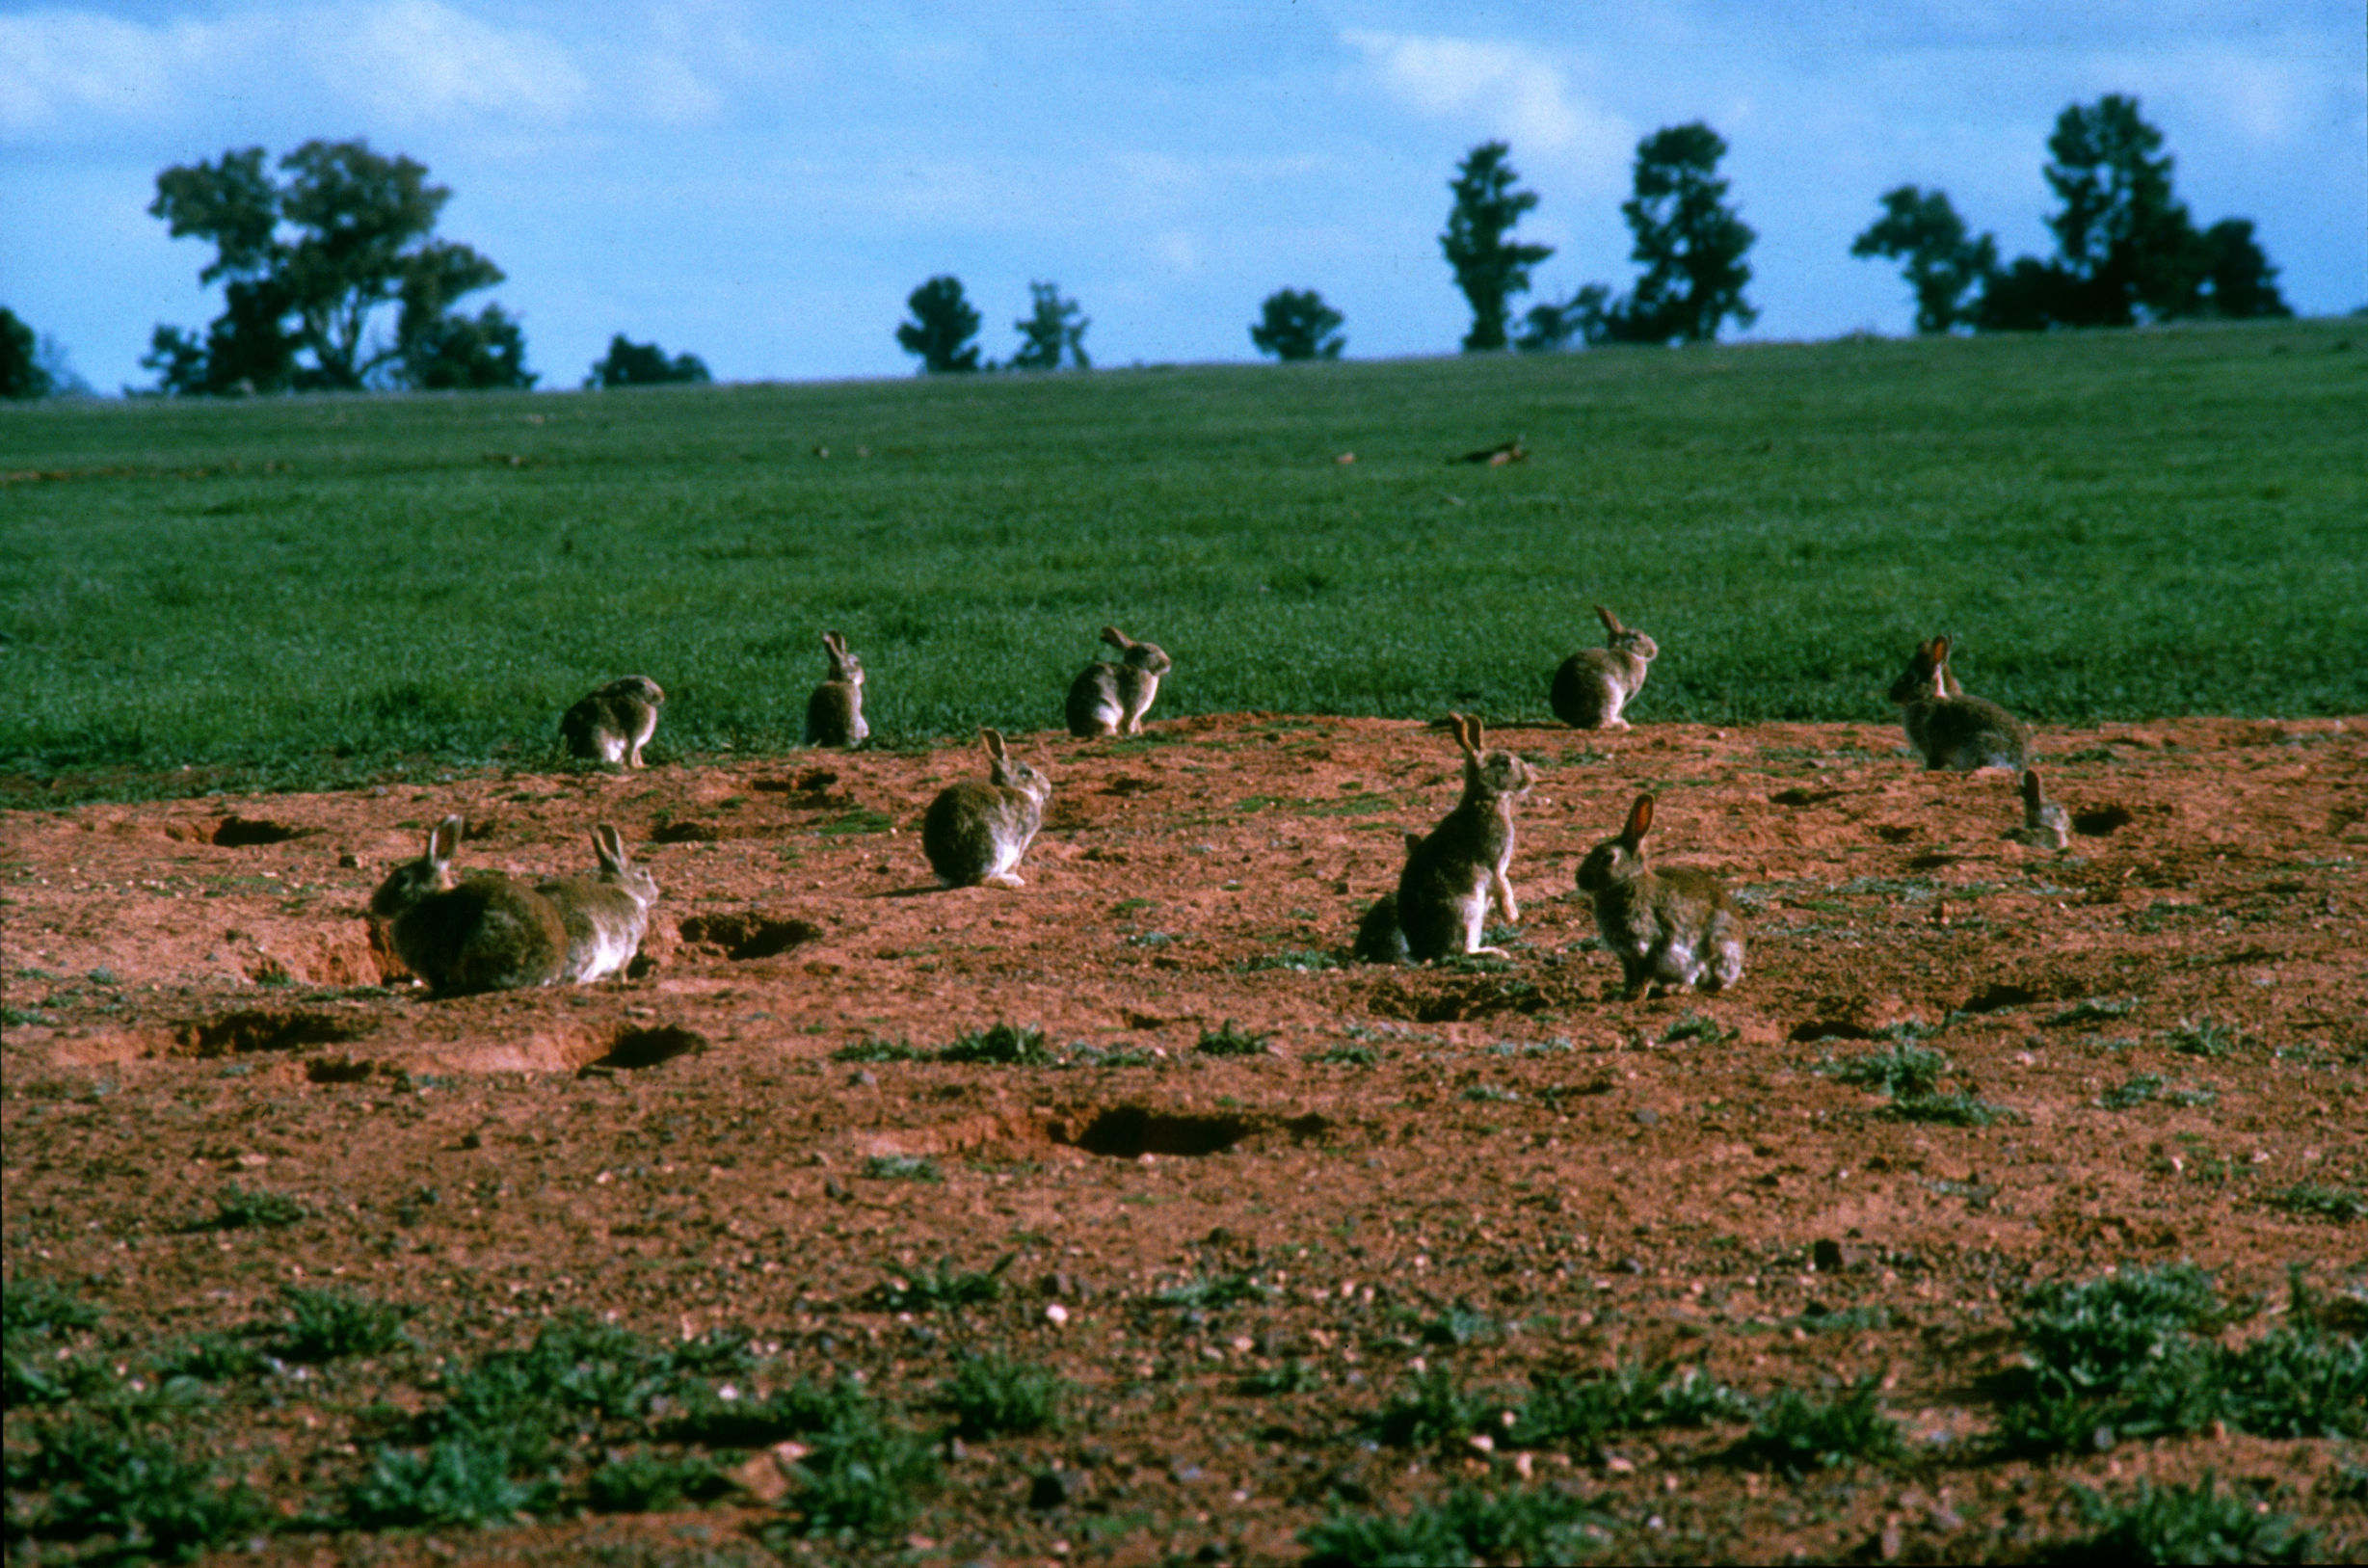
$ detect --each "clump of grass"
[937,1022,1051,1065]
[862,1154,941,1183]
[15,1417,268,1558]
[1881,1090,2018,1127]
[151,1330,269,1383]
[2047,997,2139,1026]
[1519,1361,1754,1452]
[583,1449,726,1513]
[938,1355,1066,1438]
[1459,1083,1518,1103]
[2260,1183,2365,1223]
[1729,1375,1903,1473]
[1237,1360,1322,1395]
[3,1276,112,1407]
[1817,1041,1949,1098]
[1155,1271,1273,1312]
[271,1285,412,1363]
[1417,1304,1499,1347]
[2165,1017,2252,1059]
[1318,1044,1380,1066]
[1196,1020,1272,1057]
[1301,1484,1611,1567]
[1661,1012,1733,1044]
[196,1181,309,1231]
[867,1256,1012,1315]
[2039,1476,2318,1565]
[833,1035,921,1063]
[1237,947,1340,972]
[1364,1369,1515,1449]
[346,1434,552,1527]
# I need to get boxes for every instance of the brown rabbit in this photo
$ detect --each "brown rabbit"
[1066,625,1171,736]
[1887,636,2029,772]
[368,815,569,994]
[559,677,665,768]
[537,824,660,982]
[921,728,1053,888]
[1574,793,1745,998]
[1357,713,1533,963]
[803,631,868,748]
[1551,604,1659,730]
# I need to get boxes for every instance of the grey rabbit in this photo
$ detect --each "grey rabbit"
[368,815,569,994]
[1887,636,2029,772]
[1551,604,1658,730]
[922,728,1053,888]
[1066,625,1171,736]
[1574,793,1746,998]
[804,631,868,748]
[559,676,665,768]
[1355,713,1533,963]
[537,824,659,982]
[2005,768,2071,849]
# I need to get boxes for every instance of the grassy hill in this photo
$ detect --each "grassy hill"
[3,317,2361,800]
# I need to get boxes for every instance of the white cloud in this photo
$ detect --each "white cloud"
[0,9,218,133]
[310,1,588,125]
[1343,29,1633,190]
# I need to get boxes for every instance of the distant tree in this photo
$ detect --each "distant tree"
[896,276,983,373]
[1514,284,1610,352]
[1,307,53,400]
[1250,288,1345,360]
[2188,218,2291,320]
[1849,186,1998,334]
[1599,122,1756,345]
[1010,281,1090,371]
[1974,94,2289,332]
[142,139,529,394]
[1441,142,1554,352]
[585,334,712,388]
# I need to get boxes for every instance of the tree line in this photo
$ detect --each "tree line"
[0,95,2294,402]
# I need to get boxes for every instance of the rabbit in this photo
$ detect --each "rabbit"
[2005,768,2071,850]
[368,815,570,994]
[559,676,665,768]
[1361,713,1533,963]
[803,631,868,748]
[1551,604,1659,730]
[1887,636,2029,772]
[1575,793,1746,999]
[1066,625,1171,736]
[922,727,1054,888]
[536,824,660,982]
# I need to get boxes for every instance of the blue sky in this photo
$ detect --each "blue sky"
[4,1,2362,392]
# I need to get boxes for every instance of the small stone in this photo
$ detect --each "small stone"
[1634,1107,1661,1127]
[849,1070,877,1088]
[1046,1303,1070,1326]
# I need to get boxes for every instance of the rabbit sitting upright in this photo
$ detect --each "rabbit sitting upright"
[1575,793,1745,999]
[922,728,1053,888]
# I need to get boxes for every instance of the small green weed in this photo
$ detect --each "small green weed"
[1418,1304,1500,1346]
[272,1285,412,1363]
[937,1022,1051,1065]
[938,1355,1066,1438]
[345,1435,551,1527]
[151,1331,269,1382]
[1882,1091,2018,1127]
[198,1181,310,1231]
[1318,1044,1380,1066]
[1237,946,1340,972]
[1519,1362,1755,1451]
[1662,1012,1734,1044]
[1196,1020,1272,1057]
[583,1449,726,1513]
[2260,1183,2365,1223]
[2040,1475,2318,1565]
[1730,1376,1903,1473]
[2165,1017,2252,1059]
[1459,1083,1518,1103]
[16,1417,268,1559]
[2047,996,2140,1025]
[1237,1359,1322,1395]
[1301,1484,1611,1567]
[863,1154,942,1183]
[1364,1369,1515,1449]
[867,1256,1012,1314]
[1155,1271,1273,1312]
[833,1035,921,1063]
[1818,1042,1949,1098]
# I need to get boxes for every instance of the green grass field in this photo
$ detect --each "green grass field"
[3,317,2361,801]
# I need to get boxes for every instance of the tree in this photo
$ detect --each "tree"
[585,334,712,388]
[1973,94,2290,331]
[1249,288,1345,360]
[1,307,54,400]
[143,139,529,394]
[1602,122,1756,344]
[1010,281,1090,371]
[1849,186,1998,334]
[1441,142,1554,352]
[1515,285,1609,352]
[896,276,982,373]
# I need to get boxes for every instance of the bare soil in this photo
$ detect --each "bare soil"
[4,713,2363,1565]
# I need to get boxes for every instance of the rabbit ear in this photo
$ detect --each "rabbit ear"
[1445,711,1475,757]
[1622,794,1655,844]
[981,727,1007,761]
[821,630,840,654]
[1929,634,1952,664]
[1100,625,1131,651]
[594,823,626,870]
[1595,604,1624,633]
[2021,770,2044,810]
[429,815,464,865]
[1464,714,1488,752]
